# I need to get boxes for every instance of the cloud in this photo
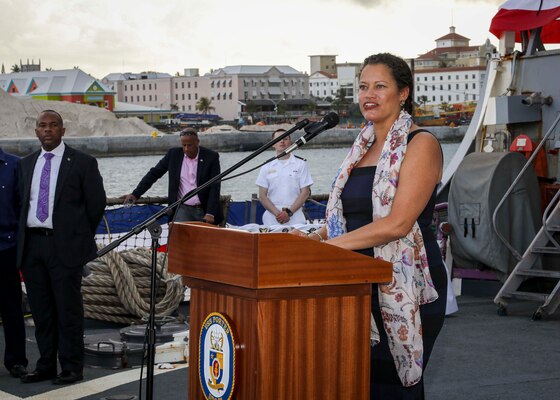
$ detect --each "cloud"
[345,0,388,7]
[1,0,505,79]
[0,1,36,63]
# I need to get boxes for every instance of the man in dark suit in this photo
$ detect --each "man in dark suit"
[17,110,106,385]
[123,128,223,224]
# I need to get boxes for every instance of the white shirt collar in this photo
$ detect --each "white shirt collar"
[273,153,295,165]
[40,141,65,158]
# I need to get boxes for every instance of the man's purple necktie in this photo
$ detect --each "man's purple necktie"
[36,153,54,222]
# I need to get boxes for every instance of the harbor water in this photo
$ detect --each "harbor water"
[98,143,460,201]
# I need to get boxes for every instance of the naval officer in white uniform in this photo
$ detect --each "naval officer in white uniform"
[256,129,313,226]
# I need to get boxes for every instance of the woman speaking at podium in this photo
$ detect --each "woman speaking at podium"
[303,53,447,399]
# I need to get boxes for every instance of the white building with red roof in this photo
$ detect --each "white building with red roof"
[309,70,338,99]
[413,26,496,106]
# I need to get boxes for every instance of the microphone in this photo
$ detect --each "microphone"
[291,118,312,131]
[276,112,339,158]
[304,112,340,137]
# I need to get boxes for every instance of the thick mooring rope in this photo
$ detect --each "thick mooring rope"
[82,247,184,324]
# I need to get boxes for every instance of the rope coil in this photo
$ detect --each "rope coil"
[83,247,184,324]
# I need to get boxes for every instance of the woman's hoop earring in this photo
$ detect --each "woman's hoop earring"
[400,100,405,108]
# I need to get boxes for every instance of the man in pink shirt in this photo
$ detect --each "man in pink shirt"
[123,129,222,224]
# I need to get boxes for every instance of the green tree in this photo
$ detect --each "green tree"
[331,88,350,115]
[348,103,362,118]
[418,95,428,113]
[306,100,317,115]
[440,102,453,112]
[245,100,258,114]
[196,97,215,114]
[243,101,258,122]
[10,64,20,73]
[276,100,288,115]
[169,103,179,112]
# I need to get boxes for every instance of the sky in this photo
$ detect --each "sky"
[0,0,507,79]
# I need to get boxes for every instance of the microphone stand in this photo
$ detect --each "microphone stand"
[96,118,309,400]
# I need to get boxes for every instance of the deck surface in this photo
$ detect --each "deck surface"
[0,280,559,400]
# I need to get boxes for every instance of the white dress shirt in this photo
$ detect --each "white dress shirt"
[27,142,65,229]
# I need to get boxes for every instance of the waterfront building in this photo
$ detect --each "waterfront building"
[217,65,310,120]
[308,53,361,103]
[99,24,494,121]
[414,66,486,105]
[309,70,338,100]
[19,59,41,72]
[102,70,208,116]
[309,54,337,75]
[336,62,361,103]
[0,68,115,110]
[172,71,209,114]
[102,72,173,106]
[308,56,360,105]
[412,26,496,106]
[104,65,309,122]
[113,101,172,124]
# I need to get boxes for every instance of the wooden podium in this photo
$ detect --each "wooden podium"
[168,223,392,400]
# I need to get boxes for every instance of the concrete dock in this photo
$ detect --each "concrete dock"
[0,125,467,157]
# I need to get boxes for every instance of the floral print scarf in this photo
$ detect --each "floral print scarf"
[325,110,439,387]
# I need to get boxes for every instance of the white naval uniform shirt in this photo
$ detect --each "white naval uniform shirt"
[255,154,313,226]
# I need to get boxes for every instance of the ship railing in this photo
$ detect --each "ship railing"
[540,189,560,251]
[97,193,457,252]
[95,194,328,250]
[96,196,174,251]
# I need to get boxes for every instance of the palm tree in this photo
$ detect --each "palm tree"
[418,96,428,113]
[10,64,20,73]
[196,97,215,114]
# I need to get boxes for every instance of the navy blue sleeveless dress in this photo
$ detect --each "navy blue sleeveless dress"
[340,132,447,400]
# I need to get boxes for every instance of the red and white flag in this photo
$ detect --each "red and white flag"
[490,0,560,43]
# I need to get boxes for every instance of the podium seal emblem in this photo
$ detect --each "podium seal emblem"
[199,312,236,400]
